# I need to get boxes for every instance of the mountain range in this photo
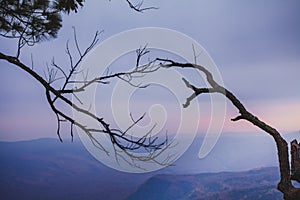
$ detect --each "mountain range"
[1,132,298,199]
[127,167,282,200]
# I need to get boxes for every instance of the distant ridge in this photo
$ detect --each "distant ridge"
[0,138,152,200]
[0,134,294,199]
[127,167,282,200]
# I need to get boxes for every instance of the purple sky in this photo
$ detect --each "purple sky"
[0,0,299,141]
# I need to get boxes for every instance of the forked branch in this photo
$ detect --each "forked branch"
[0,31,167,169]
[125,0,158,12]
[157,58,300,199]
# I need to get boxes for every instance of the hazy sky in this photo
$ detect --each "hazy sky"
[0,0,299,141]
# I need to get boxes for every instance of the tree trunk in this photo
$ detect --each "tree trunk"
[291,140,300,182]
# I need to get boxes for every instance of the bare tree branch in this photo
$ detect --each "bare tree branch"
[124,0,158,12]
[0,33,169,170]
[156,58,300,199]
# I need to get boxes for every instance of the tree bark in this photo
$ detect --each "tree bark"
[291,140,300,182]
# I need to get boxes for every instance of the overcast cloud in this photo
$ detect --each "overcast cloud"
[0,0,299,140]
